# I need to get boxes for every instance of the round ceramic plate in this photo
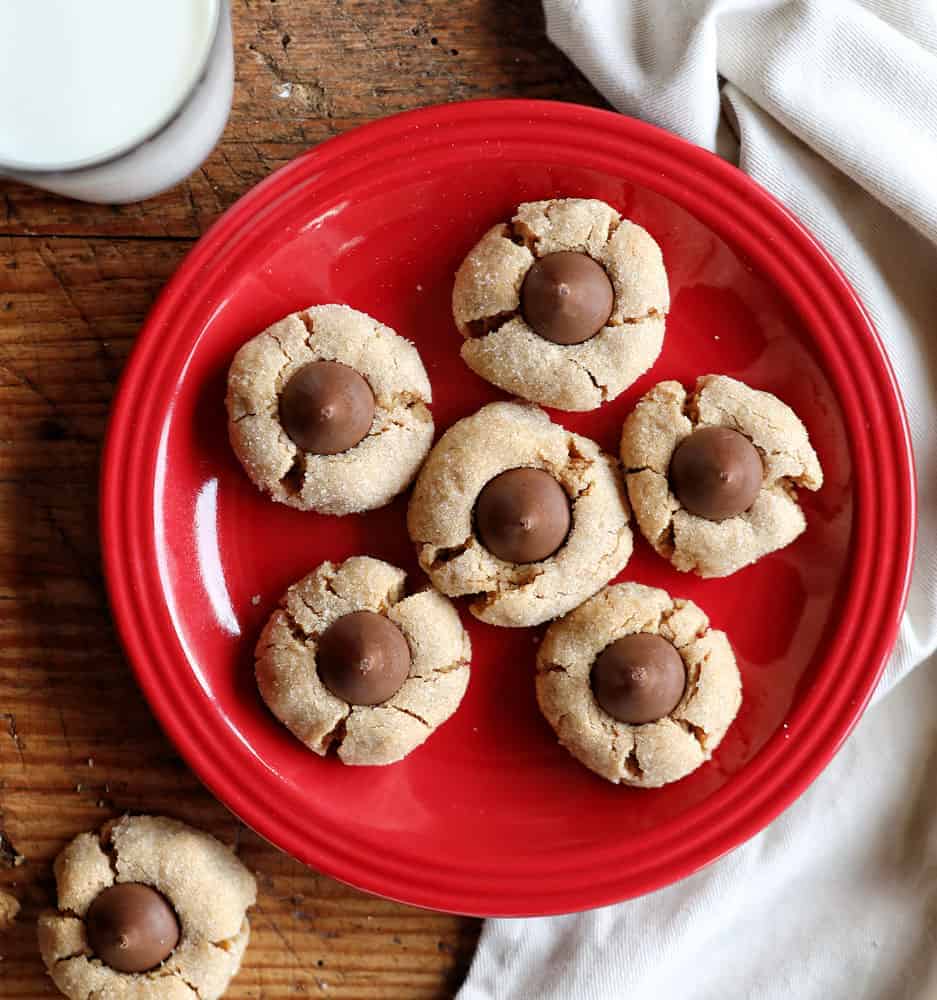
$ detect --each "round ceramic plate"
[101,100,915,917]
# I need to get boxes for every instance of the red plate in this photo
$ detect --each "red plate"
[101,100,915,916]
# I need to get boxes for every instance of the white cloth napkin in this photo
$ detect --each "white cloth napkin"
[459,3,937,997]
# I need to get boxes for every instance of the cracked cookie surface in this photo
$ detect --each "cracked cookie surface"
[226,304,434,515]
[453,199,669,411]
[255,557,471,766]
[620,375,823,577]
[38,815,256,1000]
[407,401,633,628]
[536,582,742,787]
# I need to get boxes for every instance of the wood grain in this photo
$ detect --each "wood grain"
[0,2,602,996]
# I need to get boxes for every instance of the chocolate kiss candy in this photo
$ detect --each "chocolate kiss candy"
[86,883,180,974]
[279,361,375,455]
[317,611,411,706]
[474,468,571,564]
[591,633,686,725]
[521,252,614,345]
[669,426,763,521]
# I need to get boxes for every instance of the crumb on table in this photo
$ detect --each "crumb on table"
[0,889,20,930]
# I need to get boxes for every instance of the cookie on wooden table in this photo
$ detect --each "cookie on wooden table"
[256,557,471,766]
[226,304,434,515]
[620,375,823,577]
[453,198,669,411]
[536,583,742,787]
[408,401,633,628]
[38,815,256,1000]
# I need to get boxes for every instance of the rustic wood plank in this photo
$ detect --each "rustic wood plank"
[0,1,602,996]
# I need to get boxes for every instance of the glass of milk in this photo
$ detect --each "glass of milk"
[0,0,233,204]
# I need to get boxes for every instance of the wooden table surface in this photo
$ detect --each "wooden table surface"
[0,2,603,997]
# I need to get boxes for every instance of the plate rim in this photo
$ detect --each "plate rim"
[100,98,917,916]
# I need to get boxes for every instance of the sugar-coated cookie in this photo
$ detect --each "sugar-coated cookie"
[38,815,256,1000]
[408,401,633,627]
[453,199,669,411]
[536,583,742,787]
[256,557,471,766]
[226,304,433,515]
[620,375,823,577]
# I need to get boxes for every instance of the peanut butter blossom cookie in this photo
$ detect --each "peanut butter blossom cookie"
[38,815,256,1000]
[620,375,823,577]
[536,583,742,787]
[256,557,471,766]
[407,401,633,628]
[226,304,434,515]
[452,198,669,411]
